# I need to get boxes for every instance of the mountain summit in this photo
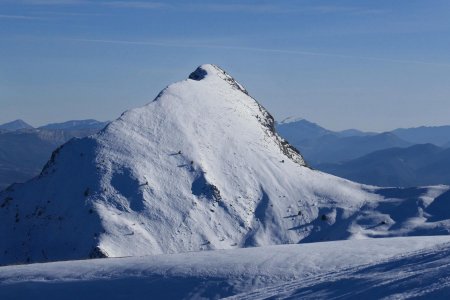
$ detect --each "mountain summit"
[1,65,448,265]
[0,119,33,131]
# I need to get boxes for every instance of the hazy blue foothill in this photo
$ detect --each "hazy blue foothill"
[276,118,450,187]
[0,120,34,131]
[39,119,109,131]
[276,119,410,165]
[318,144,450,187]
[392,126,450,146]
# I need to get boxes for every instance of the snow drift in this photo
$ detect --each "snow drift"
[0,64,449,266]
[1,237,450,299]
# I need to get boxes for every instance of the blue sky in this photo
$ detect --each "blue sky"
[1,0,449,131]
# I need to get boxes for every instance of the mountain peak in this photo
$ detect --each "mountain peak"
[188,64,249,95]
[188,64,218,80]
[0,119,34,131]
[279,116,307,124]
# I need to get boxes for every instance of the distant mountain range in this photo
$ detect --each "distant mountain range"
[318,144,450,187]
[277,118,450,148]
[392,126,450,146]
[276,118,450,187]
[0,119,108,190]
[296,132,411,165]
[277,118,376,141]
[40,119,109,130]
[276,119,410,165]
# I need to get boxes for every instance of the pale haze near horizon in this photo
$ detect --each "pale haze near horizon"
[1,0,449,132]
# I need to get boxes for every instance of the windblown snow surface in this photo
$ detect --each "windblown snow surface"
[1,237,450,299]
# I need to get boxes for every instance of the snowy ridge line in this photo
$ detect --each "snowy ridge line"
[198,64,306,166]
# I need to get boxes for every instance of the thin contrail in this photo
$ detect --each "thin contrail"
[65,38,450,68]
[0,14,44,20]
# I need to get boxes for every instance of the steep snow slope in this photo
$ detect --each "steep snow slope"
[0,64,449,266]
[1,237,449,299]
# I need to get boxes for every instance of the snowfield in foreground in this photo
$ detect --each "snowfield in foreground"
[1,236,450,299]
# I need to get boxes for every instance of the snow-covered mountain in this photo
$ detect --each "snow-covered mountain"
[1,64,449,266]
